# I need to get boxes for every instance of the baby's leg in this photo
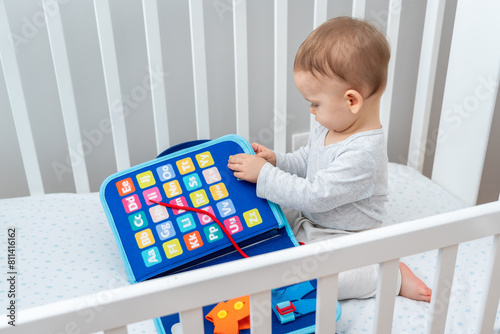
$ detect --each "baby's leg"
[338,263,432,302]
[337,264,381,300]
[398,262,432,302]
[288,214,430,301]
[289,215,389,299]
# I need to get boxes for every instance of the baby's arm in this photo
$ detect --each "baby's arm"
[253,141,310,178]
[226,143,275,182]
[257,149,377,213]
[227,154,267,183]
[228,141,308,182]
[251,143,276,166]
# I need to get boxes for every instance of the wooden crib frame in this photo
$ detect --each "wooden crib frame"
[1,0,499,333]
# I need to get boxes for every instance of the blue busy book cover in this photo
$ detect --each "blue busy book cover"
[99,134,295,283]
[99,134,337,334]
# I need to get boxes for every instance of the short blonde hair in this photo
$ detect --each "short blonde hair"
[294,16,390,98]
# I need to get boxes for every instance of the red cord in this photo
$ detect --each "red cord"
[150,200,249,258]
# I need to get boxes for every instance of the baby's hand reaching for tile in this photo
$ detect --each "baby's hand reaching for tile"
[251,143,276,166]
[227,153,268,183]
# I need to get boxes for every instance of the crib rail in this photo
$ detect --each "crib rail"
[2,201,499,334]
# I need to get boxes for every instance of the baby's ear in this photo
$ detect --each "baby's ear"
[344,89,363,114]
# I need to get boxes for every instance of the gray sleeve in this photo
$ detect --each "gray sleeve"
[256,149,376,213]
[275,144,309,178]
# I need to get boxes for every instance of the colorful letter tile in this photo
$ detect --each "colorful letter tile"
[141,247,162,267]
[183,173,202,191]
[197,206,215,225]
[136,171,156,189]
[149,205,169,223]
[135,229,155,249]
[203,224,224,243]
[183,231,203,251]
[156,221,176,241]
[170,196,188,215]
[163,180,182,198]
[202,167,221,184]
[190,189,209,208]
[209,183,228,201]
[223,216,243,235]
[128,211,148,231]
[176,213,196,233]
[156,164,176,182]
[142,187,162,205]
[116,177,135,196]
[176,157,195,175]
[122,194,141,213]
[195,151,214,169]
[163,239,183,259]
[216,199,236,218]
[243,208,263,227]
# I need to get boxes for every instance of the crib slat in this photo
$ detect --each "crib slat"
[315,274,338,334]
[478,233,500,333]
[380,0,402,139]
[179,307,204,334]
[94,0,131,171]
[309,0,327,134]
[273,0,288,153]
[352,0,366,19]
[427,244,458,334]
[188,0,210,140]
[43,0,90,193]
[250,290,272,334]
[0,2,44,196]
[313,0,327,28]
[407,0,449,172]
[104,325,129,334]
[233,0,250,139]
[373,258,399,333]
[142,0,170,154]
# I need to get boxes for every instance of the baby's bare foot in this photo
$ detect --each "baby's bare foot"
[399,262,432,302]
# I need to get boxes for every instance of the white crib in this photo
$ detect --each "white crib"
[1,0,499,333]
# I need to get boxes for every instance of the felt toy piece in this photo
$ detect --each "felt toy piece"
[205,295,250,334]
[272,281,342,325]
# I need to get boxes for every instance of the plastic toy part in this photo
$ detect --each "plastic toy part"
[217,310,228,319]
[276,301,296,315]
[233,301,244,310]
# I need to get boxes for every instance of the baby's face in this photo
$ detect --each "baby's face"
[294,70,358,135]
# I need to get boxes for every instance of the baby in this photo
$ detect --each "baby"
[228,16,431,302]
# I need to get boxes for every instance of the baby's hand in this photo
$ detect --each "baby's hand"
[251,143,276,166]
[227,154,268,183]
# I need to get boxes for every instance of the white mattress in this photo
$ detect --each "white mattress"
[0,163,498,333]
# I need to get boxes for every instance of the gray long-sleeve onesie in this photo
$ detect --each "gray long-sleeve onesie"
[256,124,389,232]
[256,125,398,300]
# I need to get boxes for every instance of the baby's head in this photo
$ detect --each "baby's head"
[294,16,390,99]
